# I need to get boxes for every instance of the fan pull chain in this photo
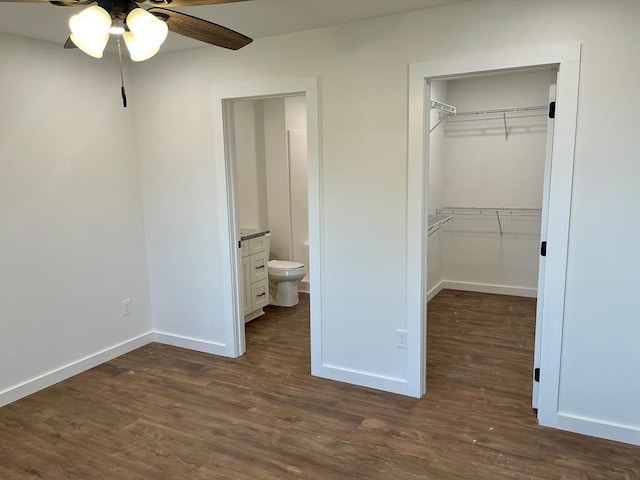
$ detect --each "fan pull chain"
[116,35,127,108]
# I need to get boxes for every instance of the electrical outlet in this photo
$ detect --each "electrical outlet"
[396,328,408,349]
[121,298,132,317]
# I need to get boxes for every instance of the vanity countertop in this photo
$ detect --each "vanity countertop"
[240,229,271,241]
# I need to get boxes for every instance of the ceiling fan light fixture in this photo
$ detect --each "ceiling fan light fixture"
[69,5,111,58]
[126,8,168,47]
[109,26,125,35]
[123,31,160,62]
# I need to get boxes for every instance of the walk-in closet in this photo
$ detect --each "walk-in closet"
[426,68,555,403]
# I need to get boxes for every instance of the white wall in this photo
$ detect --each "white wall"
[263,97,290,261]
[444,70,550,207]
[135,0,640,441]
[284,96,309,271]
[0,34,152,405]
[427,80,447,297]
[234,99,268,231]
[440,70,550,293]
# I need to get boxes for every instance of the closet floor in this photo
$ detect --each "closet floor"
[1,291,638,479]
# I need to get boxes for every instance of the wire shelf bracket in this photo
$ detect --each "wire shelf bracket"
[429,100,457,133]
[427,214,452,236]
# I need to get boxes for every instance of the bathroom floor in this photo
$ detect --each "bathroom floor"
[1,291,637,479]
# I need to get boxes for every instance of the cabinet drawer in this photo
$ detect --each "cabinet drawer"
[251,279,269,311]
[249,236,269,255]
[240,240,250,258]
[250,254,268,283]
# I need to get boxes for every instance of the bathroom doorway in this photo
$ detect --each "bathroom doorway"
[231,95,310,297]
[211,78,323,371]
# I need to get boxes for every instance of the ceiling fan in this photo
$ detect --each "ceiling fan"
[1,0,253,104]
[3,0,253,59]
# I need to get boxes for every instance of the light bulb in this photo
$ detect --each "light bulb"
[126,8,168,47]
[69,6,111,59]
[123,31,160,62]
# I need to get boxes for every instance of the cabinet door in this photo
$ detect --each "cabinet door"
[241,256,251,315]
[250,253,268,283]
[241,240,250,258]
[251,279,269,311]
[249,236,268,255]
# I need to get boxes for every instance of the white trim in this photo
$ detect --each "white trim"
[551,412,640,447]
[153,332,228,356]
[211,78,323,378]
[427,281,444,303]
[442,281,537,298]
[408,44,581,417]
[317,364,409,396]
[0,332,153,408]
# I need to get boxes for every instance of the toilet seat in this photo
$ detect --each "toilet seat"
[268,260,305,277]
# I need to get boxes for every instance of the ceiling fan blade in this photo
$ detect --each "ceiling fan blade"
[50,0,95,5]
[64,37,77,49]
[148,7,252,50]
[142,0,249,7]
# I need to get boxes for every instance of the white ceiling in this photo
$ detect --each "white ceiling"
[0,0,466,52]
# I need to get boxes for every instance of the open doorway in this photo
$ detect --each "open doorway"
[407,44,581,433]
[229,95,310,325]
[211,78,323,374]
[425,67,556,410]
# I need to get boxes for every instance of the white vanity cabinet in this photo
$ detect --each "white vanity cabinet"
[241,233,270,322]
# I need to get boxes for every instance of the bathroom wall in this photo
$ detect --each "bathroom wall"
[263,98,290,261]
[284,96,309,290]
[262,95,308,275]
[234,99,268,231]
[440,70,550,295]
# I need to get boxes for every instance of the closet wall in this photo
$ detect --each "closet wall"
[427,80,447,298]
[429,69,551,297]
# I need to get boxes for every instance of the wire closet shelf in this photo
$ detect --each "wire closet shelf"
[429,101,549,138]
[434,207,542,236]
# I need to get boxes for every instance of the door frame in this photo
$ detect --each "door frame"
[211,78,322,370]
[406,44,581,428]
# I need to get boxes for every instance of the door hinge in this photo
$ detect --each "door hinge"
[238,241,242,249]
[534,368,540,382]
[540,241,547,257]
[549,101,556,119]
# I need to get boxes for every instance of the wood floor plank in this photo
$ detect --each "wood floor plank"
[1,291,638,478]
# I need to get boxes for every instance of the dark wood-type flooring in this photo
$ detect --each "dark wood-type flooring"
[1,290,638,479]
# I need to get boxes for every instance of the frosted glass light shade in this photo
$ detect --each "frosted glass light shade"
[123,31,160,62]
[126,8,168,47]
[69,6,111,59]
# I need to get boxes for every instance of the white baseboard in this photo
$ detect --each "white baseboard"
[541,412,640,447]
[313,363,409,396]
[442,280,537,298]
[0,332,153,408]
[427,281,444,302]
[298,280,310,294]
[153,331,229,357]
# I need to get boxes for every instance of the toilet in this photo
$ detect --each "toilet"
[268,260,305,307]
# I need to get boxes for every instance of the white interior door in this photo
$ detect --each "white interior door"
[532,70,558,408]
